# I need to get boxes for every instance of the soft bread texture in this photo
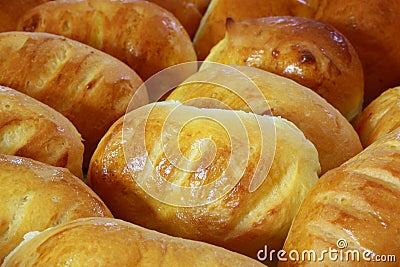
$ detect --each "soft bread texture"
[88,101,320,260]
[0,86,83,178]
[280,127,400,266]
[315,0,400,105]
[203,16,364,121]
[18,0,197,80]
[167,65,362,174]
[0,31,147,166]
[2,217,264,267]
[0,0,50,32]
[353,87,400,147]
[0,154,112,264]
[193,0,321,59]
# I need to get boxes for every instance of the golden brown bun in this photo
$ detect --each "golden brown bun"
[3,217,264,267]
[0,86,83,178]
[315,0,400,105]
[18,0,197,80]
[280,127,400,266]
[88,101,320,261]
[353,86,400,147]
[0,0,50,32]
[204,16,364,121]
[148,0,204,38]
[167,65,362,174]
[0,31,147,167]
[0,154,112,264]
[194,0,321,59]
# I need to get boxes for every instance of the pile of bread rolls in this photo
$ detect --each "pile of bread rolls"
[0,0,399,266]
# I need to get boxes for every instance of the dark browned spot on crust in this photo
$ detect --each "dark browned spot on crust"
[22,14,41,32]
[299,50,316,64]
[271,49,280,59]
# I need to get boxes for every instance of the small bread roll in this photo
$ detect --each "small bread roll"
[3,217,264,266]
[280,126,400,267]
[203,16,364,121]
[353,86,400,147]
[0,86,83,178]
[315,0,400,105]
[167,65,362,174]
[0,0,50,32]
[194,0,321,59]
[0,154,112,264]
[88,101,320,260]
[0,31,147,166]
[18,0,197,80]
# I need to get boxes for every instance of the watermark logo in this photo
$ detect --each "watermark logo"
[121,62,276,207]
[257,239,397,263]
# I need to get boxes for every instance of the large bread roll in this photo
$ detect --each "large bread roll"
[315,0,400,105]
[0,154,112,264]
[353,86,400,147]
[3,217,264,266]
[203,16,364,121]
[88,101,320,261]
[18,0,197,80]
[0,31,147,166]
[0,86,83,178]
[280,126,400,266]
[193,0,321,59]
[167,65,362,174]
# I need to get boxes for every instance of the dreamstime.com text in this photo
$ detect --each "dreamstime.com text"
[257,239,396,263]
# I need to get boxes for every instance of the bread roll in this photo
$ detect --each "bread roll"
[353,86,400,147]
[315,0,400,105]
[193,0,321,59]
[88,101,320,261]
[3,217,264,266]
[0,154,112,264]
[203,16,364,121]
[0,86,83,178]
[0,31,147,166]
[167,65,362,174]
[0,0,50,32]
[18,0,197,80]
[280,126,400,266]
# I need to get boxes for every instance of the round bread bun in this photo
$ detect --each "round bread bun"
[0,86,83,178]
[193,0,320,60]
[315,0,400,105]
[167,65,362,174]
[3,217,265,266]
[353,86,400,147]
[18,0,197,80]
[0,154,112,264]
[88,101,320,260]
[0,31,147,167]
[203,16,364,121]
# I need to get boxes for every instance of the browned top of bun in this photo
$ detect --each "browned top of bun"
[0,31,147,166]
[0,154,112,264]
[0,86,83,178]
[18,0,197,80]
[204,16,364,121]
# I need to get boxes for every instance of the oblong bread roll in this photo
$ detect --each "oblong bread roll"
[0,85,83,178]
[88,101,320,260]
[3,217,264,266]
[0,31,147,166]
[0,154,112,264]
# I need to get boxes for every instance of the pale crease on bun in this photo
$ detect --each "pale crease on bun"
[0,31,147,166]
[203,16,364,121]
[280,126,400,267]
[88,101,320,261]
[167,65,362,174]
[353,86,400,147]
[18,0,197,80]
[0,154,112,264]
[0,85,83,178]
[2,217,265,267]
